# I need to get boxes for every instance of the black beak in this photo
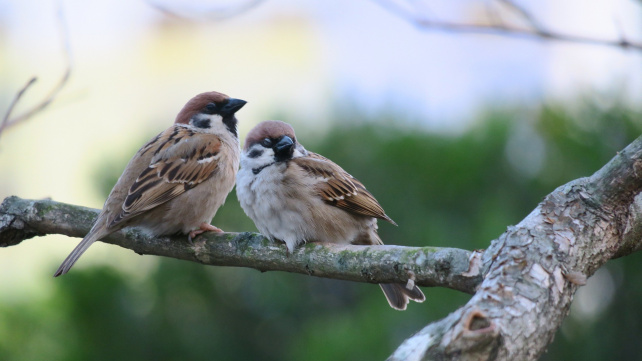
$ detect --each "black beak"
[274,135,294,161]
[220,98,247,116]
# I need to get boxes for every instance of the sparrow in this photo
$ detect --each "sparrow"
[236,120,425,310]
[54,91,246,277]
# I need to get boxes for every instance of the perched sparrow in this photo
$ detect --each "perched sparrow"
[54,91,246,277]
[236,120,425,310]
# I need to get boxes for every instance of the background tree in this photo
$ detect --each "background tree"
[1,1,641,360]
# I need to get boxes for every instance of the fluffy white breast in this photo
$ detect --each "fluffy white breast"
[236,147,310,251]
[236,143,367,252]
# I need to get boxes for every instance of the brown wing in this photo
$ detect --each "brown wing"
[110,126,221,227]
[293,152,396,225]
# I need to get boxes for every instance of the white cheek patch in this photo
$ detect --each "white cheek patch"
[241,145,275,169]
[191,114,225,134]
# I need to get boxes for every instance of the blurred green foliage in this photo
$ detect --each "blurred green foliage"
[1,102,641,360]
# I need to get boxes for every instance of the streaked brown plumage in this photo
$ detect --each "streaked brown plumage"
[295,152,396,224]
[54,91,246,277]
[236,120,425,310]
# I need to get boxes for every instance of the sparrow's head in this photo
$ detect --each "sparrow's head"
[175,91,247,137]
[242,120,304,169]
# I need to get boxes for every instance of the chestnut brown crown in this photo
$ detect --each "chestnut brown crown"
[175,91,230,124]
[244,120,297,151]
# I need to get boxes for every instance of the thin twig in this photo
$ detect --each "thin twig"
[497,0,545,32]
[484,1,505,28]
[148,0,265,21]
[0,77,38,137]
[373,0,642,52]
[0,1,73,140]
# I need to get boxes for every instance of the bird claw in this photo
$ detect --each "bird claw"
[188,223,224,242]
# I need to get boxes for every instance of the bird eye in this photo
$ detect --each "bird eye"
[204,103,217,114]
[261,138,273,147]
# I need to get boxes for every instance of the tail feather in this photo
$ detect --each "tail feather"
[53,230,103,277]
[380,283,426,311]
[366,232,426,310]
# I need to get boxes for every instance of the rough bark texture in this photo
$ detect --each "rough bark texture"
[390,136,642,360]
[2,135,642,361]
[0,196,481,293]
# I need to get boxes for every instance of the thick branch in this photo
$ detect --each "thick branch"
[0,196,481,293]
[389,137,642,360]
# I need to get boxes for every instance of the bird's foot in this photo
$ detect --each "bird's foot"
[188,223,224,242]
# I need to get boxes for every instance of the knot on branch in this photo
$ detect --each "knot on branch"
[443,308,500,358]
[0,213,42,247]
[633,159,642,178]
[466,311,492,331]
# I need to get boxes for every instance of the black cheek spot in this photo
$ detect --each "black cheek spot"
[248,149,263,158]
[194,118,211,129]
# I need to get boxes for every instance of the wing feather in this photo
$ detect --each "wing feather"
[110,126,222,227]
[293,152,396,224]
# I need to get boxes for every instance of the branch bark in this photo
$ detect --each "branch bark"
[389,136,642,360]
[0,196,481,294]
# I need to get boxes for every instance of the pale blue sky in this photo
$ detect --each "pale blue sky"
[2,0,641,131]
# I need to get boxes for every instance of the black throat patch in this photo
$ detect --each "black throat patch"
[252,161,276,175]
[223,115,238,138]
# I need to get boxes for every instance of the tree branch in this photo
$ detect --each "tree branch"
[389,136,642,360]
[0,2,72,141]
[372,0,642,52]
[0,196,481,293]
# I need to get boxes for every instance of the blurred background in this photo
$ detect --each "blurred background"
[1,0,642,360]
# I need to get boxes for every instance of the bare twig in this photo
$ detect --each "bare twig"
[483,2,505,28]
[497,0,545,32]
[372,0,642,52]
[148,0,265,21]
[0,1,73,140]
[0,77,38,136]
